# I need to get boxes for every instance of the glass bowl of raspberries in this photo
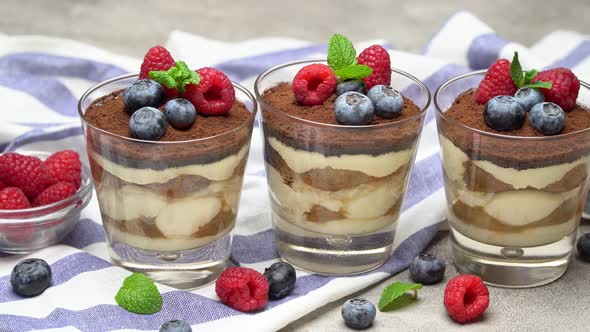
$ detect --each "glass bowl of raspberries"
[0,150,93,253]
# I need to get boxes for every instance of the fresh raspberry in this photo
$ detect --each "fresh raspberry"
[0,187,31,210]
[139,45,177,98]
[357,45,391,90]
[444,274,490,323]
[0,181,5,191]
[215,267,269,312]
[475,59,517,104]
[0,153,53,200]
[184,67,235,115]
[32,182,78,207]
[532,68,580,111]
[292,64,337,106]
[45,150,82,188]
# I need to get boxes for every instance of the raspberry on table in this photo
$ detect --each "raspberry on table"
[475,59,517,104]
[0,153,53,200]
[45,150,82,189]
[357,45,391,90]
[532,68,580,111]
[444,274,489,323]
[184,67,235,115]
[139,45,178,98]
[32,182,77,207]
[0,187,31,210]
[292,64,337,106]
[215,267,269,312]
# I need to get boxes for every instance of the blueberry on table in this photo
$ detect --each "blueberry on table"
[123,79,165,114]
[336,80,367,96]
[577,233,590,261]
[160,320,192,332]
[367,84,404,119]
[341,298,376,329]
[483,95,525,131]
[409,253,446,285]
[11,258,52,297]
[164,98,197,130]
[514,87,544,112]
[529,102,566,135]
[263,261,296,300]
[334,92,375,125]
[129,107,168,141]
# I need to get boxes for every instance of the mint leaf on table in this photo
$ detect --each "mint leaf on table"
[327,34,357,71]
[334,64,372,81]
[115,273,163,315]
[378,282,422,312]
[149,60,200,94]
[509,51,552,90]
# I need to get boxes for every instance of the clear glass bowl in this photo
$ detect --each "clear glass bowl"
[0,151,93,254]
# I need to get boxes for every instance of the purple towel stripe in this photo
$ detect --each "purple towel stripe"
[402,153,443,210]
[0,74,79,117]
[5,126,82,152]
[0,53,127,82]
[547,40,590,69]
[0,252,112,303]
[0,223,441,331]
[60,219,106,249]
[467,34,508,70]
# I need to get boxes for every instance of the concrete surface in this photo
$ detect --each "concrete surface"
[282,229,590,331]
[2,1,590,331]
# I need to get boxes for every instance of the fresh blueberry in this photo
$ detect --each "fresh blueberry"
[164,98,197,130]
[409,253,446,285]
[263,261,297,300]
[577,233,590,261]
[341,298,376,330]
[528,102,566,135]
[129,107,168,140]
[514,87,544,112]
[123,79,165,114]
[367,85,404,119]
[159,320,192,332]
[336,80,367,96]
[483,95,525,131]
[334,92,374,125]
[11,258,52,297]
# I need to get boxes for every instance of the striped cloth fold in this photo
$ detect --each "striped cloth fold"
[0,11,589,332]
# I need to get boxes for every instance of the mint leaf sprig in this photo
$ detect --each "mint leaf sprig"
[378,282,422,312]
[327,34,372,81]
[149,61,200,94]
[510,52,552,90]
[115,273,163,315]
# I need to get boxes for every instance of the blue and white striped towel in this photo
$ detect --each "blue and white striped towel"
[1,11,589,332]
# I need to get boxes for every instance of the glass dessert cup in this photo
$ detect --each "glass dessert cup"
[435,71,590,288]
[78,74,256,289]
[255,60,430,275]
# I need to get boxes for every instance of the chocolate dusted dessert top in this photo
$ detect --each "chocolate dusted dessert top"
[84,90,254,167]
[261,82,425,155]
[440,89,590,168]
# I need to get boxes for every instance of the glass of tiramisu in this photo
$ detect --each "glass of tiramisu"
[435,55,590,287]
[78,46,256,288]
[255,37,430,274]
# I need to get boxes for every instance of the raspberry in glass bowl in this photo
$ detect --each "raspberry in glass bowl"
[0,150,93,254]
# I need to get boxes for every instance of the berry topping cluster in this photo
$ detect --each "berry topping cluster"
[0,150,82,209]
[476,52,580,135]
[124,46,236,141]
[291,34,402,125]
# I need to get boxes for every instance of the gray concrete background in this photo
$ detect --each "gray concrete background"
[2,0,590,331]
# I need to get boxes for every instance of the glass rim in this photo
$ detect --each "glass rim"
[77,73,258,145]
[254,59,431,129]
[434,69,590,141]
